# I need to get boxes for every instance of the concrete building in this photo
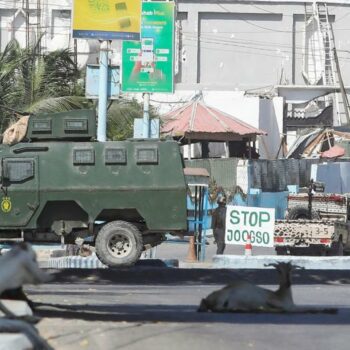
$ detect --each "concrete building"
[1,0,350,158]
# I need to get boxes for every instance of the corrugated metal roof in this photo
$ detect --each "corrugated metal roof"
[161,99,266,139]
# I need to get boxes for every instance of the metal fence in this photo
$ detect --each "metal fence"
[247,158,321,192]
[185,158,239,191]
[185,157,339,193]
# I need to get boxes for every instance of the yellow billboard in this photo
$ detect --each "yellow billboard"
[72,0,141,40]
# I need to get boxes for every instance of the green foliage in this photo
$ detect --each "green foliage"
[0,38,87,132]
[27,96,92,114]
[0,38,159,140]
[107,97,159,141]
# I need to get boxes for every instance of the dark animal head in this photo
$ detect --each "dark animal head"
[264,262,301,288]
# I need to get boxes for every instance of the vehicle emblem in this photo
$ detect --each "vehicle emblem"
[1,197,12,213]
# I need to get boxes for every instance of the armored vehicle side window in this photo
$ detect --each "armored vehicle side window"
[105,148,127,165]
[65,119,88,133]
[73,149,95,165]
[32,119,52,134]
[3,159,34,182]
[136,146,158,164]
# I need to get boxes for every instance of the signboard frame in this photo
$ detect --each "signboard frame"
[225,205,275,248]
[121,1,175,93]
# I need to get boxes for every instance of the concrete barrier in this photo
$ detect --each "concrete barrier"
[212,255,350,270]
[44,255,179,269]
[46,253,107,269]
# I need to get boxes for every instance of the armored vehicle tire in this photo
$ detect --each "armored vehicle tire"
[286,206,320,220]
[95,221,143,267]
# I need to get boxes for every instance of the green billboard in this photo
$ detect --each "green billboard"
[122,1,174,93]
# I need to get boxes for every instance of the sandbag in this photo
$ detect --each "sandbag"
[2,115,30,145]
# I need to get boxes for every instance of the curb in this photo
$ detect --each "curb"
[179,261,213,269]
[212,255,350,270]
[42,255,179,269]
[45,254,107,269]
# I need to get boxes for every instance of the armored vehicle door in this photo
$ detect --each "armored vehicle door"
[0,157,39,227]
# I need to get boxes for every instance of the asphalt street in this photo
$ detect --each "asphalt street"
[150,236,275,262]
[24,262,350,350]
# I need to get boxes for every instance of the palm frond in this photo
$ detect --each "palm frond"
[26,96,92,114]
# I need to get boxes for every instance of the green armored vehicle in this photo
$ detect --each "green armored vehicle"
[0,110,188,266]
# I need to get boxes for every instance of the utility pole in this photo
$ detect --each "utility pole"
[143,93,150,138]
[25,0,30,49]
[37,0,41,55]
[73,39,78,67]
[97,41,109,142]
[332,47,350,125]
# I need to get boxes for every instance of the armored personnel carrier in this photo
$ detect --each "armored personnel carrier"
[0,109,188,266]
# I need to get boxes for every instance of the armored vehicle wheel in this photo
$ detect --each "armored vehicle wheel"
[95,221,143,267]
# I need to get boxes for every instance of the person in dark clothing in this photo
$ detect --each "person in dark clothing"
[212,195,227,254]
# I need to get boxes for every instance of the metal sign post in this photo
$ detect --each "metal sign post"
[97,41,109,142]
[143,93,150,138]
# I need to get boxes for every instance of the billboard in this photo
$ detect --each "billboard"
[122,1,174,93]
[72,0,141,40]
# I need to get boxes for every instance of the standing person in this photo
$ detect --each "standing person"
[212,195,227,255]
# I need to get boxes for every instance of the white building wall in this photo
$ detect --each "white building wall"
[258,97,284,159]
[1,0,349,85]
[1,0,350,157]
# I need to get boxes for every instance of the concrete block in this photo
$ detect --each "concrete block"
[45,256,179,269]
[49,249,66,258]
[46,253,107,269]
[0,300,33,317]
[0,334,32,350]
[212,255,350,270]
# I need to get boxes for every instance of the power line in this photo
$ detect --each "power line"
[182,35,350,61]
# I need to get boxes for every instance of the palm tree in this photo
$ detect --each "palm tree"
[0,38,159,141]
[107,98,159,140]
[0,38,90,132]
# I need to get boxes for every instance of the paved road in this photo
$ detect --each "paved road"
[150,236,275,261]
[25,266,350,350]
